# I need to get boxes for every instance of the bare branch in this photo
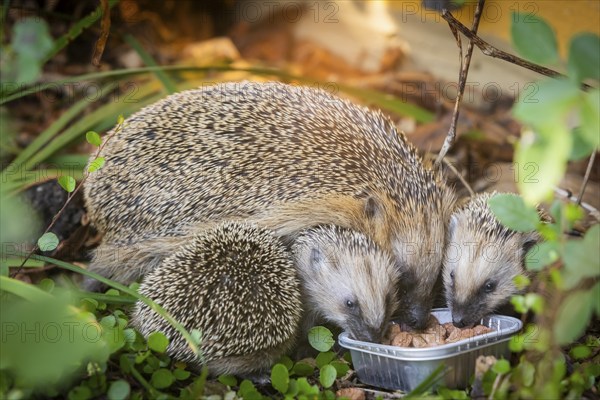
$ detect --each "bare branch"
[577,150,597,206]
[91,0,111,67]
[435,0,485,166]
[554,187,600,222]
[440,10,593,91]
[443,158,475,196]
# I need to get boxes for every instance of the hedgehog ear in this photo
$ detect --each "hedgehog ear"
[521,233,539,256]
[364,196,381,220]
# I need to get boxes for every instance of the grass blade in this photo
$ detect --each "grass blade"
[404,364,448,398]
[6,82,119,173]
[124,34,178,94]
[4,252,200,358]
[0,275,53,302]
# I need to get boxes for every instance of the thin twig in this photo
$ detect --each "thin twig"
[577,151,597,206]
[554,187,600,222]
[441,10,593,91]
[435,0,485,166]
[11,120,124,277]
[443,158,475,196]
[91,0,111,67]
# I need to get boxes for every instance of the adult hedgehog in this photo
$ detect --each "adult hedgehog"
[84,81,456,329]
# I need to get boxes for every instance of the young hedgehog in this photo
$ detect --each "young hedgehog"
[132,222,398,375]
[443,192,541,328]
[292,225,400,343]
[132,221,303,376]
[84,81,456,329]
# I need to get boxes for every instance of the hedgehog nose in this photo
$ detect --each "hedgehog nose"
[452,315,468,328]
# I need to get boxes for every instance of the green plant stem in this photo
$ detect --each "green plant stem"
[2,168,84,194]
[74,290,137,305]
[130,364,163,397]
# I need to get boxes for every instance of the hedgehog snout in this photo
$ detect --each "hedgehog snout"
[348,324,383,343]
[451,310,476,328]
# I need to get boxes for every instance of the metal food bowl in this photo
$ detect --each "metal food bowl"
[338,308,522,391]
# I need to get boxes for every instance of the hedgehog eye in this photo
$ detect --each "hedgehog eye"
[484,280,497,293]
[345,300,356,309]
[450,271,455,280]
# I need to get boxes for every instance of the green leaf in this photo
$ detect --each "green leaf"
[286,378,299,397]
[85,131,102,147]
[117,114,125,125]
[296,377,319,395]
[514,126,571,204]
[37,232,59,251]
[570,345,592,360]
[37,278,55,292]
[173,369,189,381]
[492,359,511,375]
[513,79,580,127]
[308,326,335,352]
[13,18,54,60]
[103,326,126,354]
[513,274,531,290]
[88,157,106,173]
[525,241,559,271]
[580,89,600,149]
[521,359,535,387]
[147,332,169,353]
[568,33,600,82]
[330,361,350,378]
[564,203,585,225]
[487,194,539,231]
[592,282,600,317]
[569,127,594,160]
[271,364,289,394]
[58,175,76,193]
[100,315,116,328]
[563,226,600,288]
[511,295,527,314]
[277,355,294,371]
[524,293,544,314]
[107,380,130,400]
[319,364,337,388]
[69,385,92,400]
[217,374,237,387]
[554,290,594,345]
[511,12,558,64]
[292,361,315,377]
[315,351,336,368]
[238,379,257,398]
[151,368,174,389]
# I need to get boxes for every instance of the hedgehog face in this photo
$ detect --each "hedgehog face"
[293,226,400,343]
[443,212,538,328]
[362,192,452,331]
[381,215,447,331]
